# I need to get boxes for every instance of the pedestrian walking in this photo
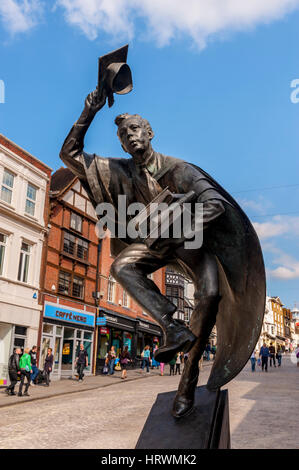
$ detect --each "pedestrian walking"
[29,346,39,385]
[169,356,176,376]
[43,347,54,386]
[259,343,270,372]
[120,346,131,379]
[106,346,116,375]
[269,343,276,367]
[205,343,211,361]
[151,345,160,369]
[141,345,151,373]
[211,344,216,360]
[75,343,88,382]
[160,362,165,376]
[276,346,282,367]
[18,348,32,396]
[250,350,257,372]
[5,348,21,396]
[175,352,182,375]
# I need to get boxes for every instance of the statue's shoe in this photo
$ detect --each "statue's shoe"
[172,394,195,418]
[172,367,199,418]
[154,321,197,364]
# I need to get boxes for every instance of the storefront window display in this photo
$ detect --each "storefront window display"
[123,332,132,352]
[112,329,122,356]
[41,322,93,378]
[98,327,110,360]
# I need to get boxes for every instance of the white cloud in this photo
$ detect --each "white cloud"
[238,196,273,215]
[253,215,299,240]
[267,250,299,279]
[0,0,43,34]
[56,0,299,47]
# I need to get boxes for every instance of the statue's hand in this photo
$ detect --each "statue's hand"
[85,86,107,114]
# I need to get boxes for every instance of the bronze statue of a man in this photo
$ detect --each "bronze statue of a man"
[60,83,265,418]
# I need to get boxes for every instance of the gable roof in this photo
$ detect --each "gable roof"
[50,167,76,195]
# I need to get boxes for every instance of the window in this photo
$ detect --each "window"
[63,232,88,260]
[107,275,115,302]
[72,276,84,298]
[17,242,31,283]
[13,326,27,353]
[70,213,82,232]
[123,290,128,307]
[25,183,37,216]
[1,169,14,204]
[58,271,84,299]
[0,232,6,275]
[58,271,71,295]
[63,232,76,255]
[76,238,88,260]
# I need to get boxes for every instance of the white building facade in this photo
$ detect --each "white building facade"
[0,134,51,386]
[257,296,276,350]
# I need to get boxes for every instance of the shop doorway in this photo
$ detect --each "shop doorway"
[61,327,74,372]
[41,322,93,379]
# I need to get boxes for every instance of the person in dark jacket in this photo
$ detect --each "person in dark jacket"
[269,343,276,367]
[169,356,176,376]
[276,345,282,367]
[29,346,39,385]
[120,346,131,380]
[5,348,21,396]
[205,343,211,361]
[75,343,88,382]
[44,348,54,386]
[259,343,270,372]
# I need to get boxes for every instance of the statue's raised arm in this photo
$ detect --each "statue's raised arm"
[59,87,107,180]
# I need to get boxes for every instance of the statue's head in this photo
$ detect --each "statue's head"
[115,113,154,160]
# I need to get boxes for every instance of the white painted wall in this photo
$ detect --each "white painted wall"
[0,142,50,350]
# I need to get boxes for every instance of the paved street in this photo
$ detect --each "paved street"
[0,356,298,449]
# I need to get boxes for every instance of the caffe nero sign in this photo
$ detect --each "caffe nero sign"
[44,303,95,327]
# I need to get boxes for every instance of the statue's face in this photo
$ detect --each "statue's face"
[118,118,152,156]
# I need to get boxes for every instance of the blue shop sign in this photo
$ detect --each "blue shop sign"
[96,317,107,326]
[44,304,95,327]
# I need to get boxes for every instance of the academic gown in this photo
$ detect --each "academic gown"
[60,147,266,391]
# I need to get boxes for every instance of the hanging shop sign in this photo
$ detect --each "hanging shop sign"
[96,316,107,326]
[44,303,95,327]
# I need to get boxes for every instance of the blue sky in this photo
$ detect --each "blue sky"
[1,1,299,308]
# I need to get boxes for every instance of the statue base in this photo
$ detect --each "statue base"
[135,385,230,449]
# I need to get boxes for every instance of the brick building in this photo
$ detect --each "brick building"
[40,169,164,379]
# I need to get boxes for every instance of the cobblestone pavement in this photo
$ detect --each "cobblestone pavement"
[0,356,297,449]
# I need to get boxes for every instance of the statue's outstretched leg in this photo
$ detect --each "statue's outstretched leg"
[111,243,197,362]
[172,250,220,418]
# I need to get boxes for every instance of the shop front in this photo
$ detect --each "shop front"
[41,302,95,380]
[0,322,36,386]
[96,309,136,372]
[136,319,163,357]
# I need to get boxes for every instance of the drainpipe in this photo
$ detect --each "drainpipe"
[93,241,102,375]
